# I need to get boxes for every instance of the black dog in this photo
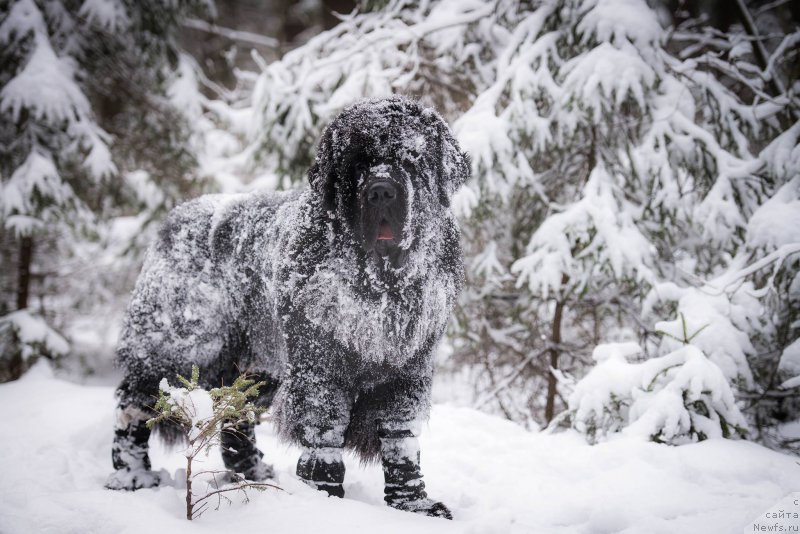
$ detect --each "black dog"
[105,96,469,519]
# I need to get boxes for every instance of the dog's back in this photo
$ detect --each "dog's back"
[115,189,301,406]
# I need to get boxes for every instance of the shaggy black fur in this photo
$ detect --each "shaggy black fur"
[105,96,469,520]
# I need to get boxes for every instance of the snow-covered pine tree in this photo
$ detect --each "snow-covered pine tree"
[0,0,111,377]
[464,0,800,444]
[0,0,217,380]
[567,341,748,444]
[625,1,800,448]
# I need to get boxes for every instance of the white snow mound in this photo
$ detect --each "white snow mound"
[0,361,796,534]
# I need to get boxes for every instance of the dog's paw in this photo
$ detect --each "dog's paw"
[105,468,161,491]
[227,460,275,483]
[298,478,345,498]
[244,460,275,482]
[389,498,453,520]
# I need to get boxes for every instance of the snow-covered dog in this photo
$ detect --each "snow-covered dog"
[105,96,469,519]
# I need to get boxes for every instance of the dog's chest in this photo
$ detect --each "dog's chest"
[292,267,451,366]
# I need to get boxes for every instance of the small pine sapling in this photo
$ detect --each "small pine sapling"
[567,342,749,445]
[147,365,281,520]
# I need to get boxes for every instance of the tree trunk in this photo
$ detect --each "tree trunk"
[186,455,193,520]
[545,295,565,424]
[16,236,33,310]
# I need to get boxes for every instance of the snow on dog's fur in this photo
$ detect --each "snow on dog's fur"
[106,96,469,519]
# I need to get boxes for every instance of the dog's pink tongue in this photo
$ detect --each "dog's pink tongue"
[378,222,394,241]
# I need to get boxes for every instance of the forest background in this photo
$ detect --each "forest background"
[1,0,798,455]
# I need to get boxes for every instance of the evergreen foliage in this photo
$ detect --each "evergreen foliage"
[0,0,216,379]
[148,365,279,520]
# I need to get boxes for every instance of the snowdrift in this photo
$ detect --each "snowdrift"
[0,361,796,534]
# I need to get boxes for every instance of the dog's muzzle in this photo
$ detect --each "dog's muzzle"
[360,175,408,268]
[367,181,398,241]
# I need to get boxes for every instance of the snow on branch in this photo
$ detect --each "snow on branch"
[181,18,279,49]
[0,35,90,124]
[567,342,748,444]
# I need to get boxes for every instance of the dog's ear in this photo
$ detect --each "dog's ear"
[434,119,470,208]
[308,125,337,213]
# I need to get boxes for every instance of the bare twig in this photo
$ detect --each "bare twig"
[474,348,550,409]
[754,0,794,17]
[192,481,284,509]
[181,18,279,49]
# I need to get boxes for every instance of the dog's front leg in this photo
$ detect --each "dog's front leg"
[378,419,452,519]
[280,363,351,498]
[295,403,348,497]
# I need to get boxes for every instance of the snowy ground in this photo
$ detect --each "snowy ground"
[1,362,798,534]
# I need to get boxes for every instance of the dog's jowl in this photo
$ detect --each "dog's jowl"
[106,96,470,519]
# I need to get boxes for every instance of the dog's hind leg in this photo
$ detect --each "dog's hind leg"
[105,386,160,491]
[296,444,346,498]
[216,365,279,481]
[221,422,274,481]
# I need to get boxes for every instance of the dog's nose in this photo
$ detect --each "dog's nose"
[367,181,397,206]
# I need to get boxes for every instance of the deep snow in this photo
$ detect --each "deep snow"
[0,361,797,534]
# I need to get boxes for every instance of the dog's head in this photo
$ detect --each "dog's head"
[308,96,469,268]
